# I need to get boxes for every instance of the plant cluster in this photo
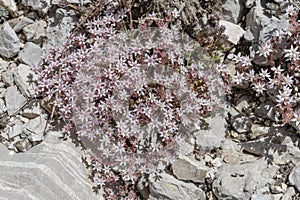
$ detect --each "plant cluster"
[230,3,300,130]
[34,3,230,199]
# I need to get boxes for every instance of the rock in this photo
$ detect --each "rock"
[0,0,17,16]
[222,0,243,24]
[250,124,269,139]
[21,0,51,13]
[0,130,101,199]
[21,99,44,119]
[288,162,300,192]
[172,156,207,183]
[250,193,272,200]
[148,172,206,200]
[243,0,256,8]
[1,69,14,87]
[0,98,6,115]
[13,138,32,152]
[52,0,90,4]
[23,20,47,43]
[5,119,24,138]
[219,20,245,45]
[212,158,278,199]
[5,86,27,116]
[195,114,227,150]
[14,16,34,32]
[13,64,38,97]
[0,58,9,72]
[222,139,257,164]
[45,8,78,49]
[18,42,43,67]
[255,101,279,121]
[230,114,252,133]
[281,187,296,200]
[22,115,47,142]
[0,22,20,58]
[245,0,289,65]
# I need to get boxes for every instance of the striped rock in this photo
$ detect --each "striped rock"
[0,131,103,200]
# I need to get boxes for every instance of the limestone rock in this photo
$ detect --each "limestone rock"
[148,173,206,200]
[172,156,207,183]
[21,0,51,13]
[212,158,278,199]
[45,8,78,49]
[5,86,27,116]
[14,16,34,32]
[0,131,101,199]
[0,0,17,16]
[13,64,38,98]
[0,22,20,58]
[288,162,300,192]
[22,115,48,142]
[195,114,227,150]
[219,20,245,45]
[222,0,243,24]
[23,20,47,43]
[21,99,44,119]
[0,98,6,115]
[18,42,43,67]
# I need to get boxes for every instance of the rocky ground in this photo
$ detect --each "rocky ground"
[0,0,299,199]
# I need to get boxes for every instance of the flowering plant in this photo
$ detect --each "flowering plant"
[35,3,230,198]
[229,3,300,130]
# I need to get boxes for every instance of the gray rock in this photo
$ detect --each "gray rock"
[1,69,14,86]
[212,158,278,199]
[195,114,226,150]
[281,187,296,200]
[250,193,272,200]
[230,114,252,133]
[13,64,38,97]
[45,8,78,49]
[5,119,24,138]
[5,86,27,116]
[243,0,256,8]
[288,162,300,192]
[21,0,51,13]
[18,42,43,67]
[222,0,243,23]
[246,0,289,65]
[0,88,5,98]
[0,22,20,58]
[22,115,47,142]
[148,172,206,200]
[0,0,17,16]
[0,130,101,199]
[0,58,9,73]
[172,156,207,183]
[52,0,90,4]
[23,20,47,43]
[21,99,44,119]
[13,138,32,152]
[250,124,269,139]
[14,16,34,32]
[219,20,245,45]
[0,98,6,115]
[255,101,279,121]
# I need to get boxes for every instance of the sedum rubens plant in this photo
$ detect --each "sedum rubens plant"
[34,4,230,199]
[230,3,300,130]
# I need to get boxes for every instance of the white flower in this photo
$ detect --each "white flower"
[260,69,271,79]
[284,45,299,61]
[291,111,300,127]
[253,81,266,95]
[233,72,245,85]
[286,5,298,16]
[257,43,273,58]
